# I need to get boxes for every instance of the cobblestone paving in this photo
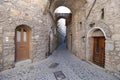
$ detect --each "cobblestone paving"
[0,44,119,80]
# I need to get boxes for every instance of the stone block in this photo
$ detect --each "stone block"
[118,53,120,57]
[105,41,114,51]
[112,34,120,40]
[10,9,20,16]
[114,56,119,60]
[15,59,32,67]
[24,0,31,3]
[115,48,120,51]
[117,64,120,71]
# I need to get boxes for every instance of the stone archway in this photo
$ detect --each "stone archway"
[54,6,72,48]
[86,27,106,67]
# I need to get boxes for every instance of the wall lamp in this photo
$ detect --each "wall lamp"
[82,36,86,42]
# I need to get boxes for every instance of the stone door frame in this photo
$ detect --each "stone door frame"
[86,27,106,67]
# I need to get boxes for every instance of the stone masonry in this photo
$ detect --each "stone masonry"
[0,44,119,80]
[66,0,120,77]
[0,0,57,71]
[0,0,120,78]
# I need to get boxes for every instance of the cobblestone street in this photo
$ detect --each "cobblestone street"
[0,44,119,80]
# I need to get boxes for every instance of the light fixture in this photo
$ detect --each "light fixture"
[82,36,85,42]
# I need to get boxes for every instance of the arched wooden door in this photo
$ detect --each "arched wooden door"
[93,37,105,67]
[15,26,30,62]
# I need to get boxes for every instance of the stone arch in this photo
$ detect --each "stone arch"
[54,6,72,21]
[50,2,72,15]
[50,0,87,15]
[15,24,31,31]
[87,27,107,39]
[15,24,31,62]
[94,22,112,39]
[54,6,72,13]
[56,17,66,22]
[54,6,72,47]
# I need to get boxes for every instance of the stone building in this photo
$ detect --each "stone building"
[0,0,58,71]
[0,0,120,78]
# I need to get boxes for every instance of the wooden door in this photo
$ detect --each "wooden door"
[93,37,105,67]
[66,13,72,26]
[15,26,30,62]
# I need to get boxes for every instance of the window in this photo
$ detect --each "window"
[80,22,82,29]
[23,29,27,42]
[17,29,21,42]
[101,8,104,19]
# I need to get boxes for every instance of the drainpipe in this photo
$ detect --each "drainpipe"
[48,31,52,57]
[71,34,72,51]
[46,31,51,58]
[1,28,4,71]
[48,10,57,25]
[49,0,53,9]
[86,0,96,19]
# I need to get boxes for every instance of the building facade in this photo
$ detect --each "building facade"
[0,0,120,78]
[0,0,57,71]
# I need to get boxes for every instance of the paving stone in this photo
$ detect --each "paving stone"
[0,44,119,80]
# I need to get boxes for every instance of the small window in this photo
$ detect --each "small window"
[80,22,82,29]
[23,29,27,42]
[80,22,82,27]
[17,29,21,42]
[101,8,104,19]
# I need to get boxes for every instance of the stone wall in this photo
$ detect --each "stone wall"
[68,0,120,77]
[0,0,120,77]
[67,8,86,60]
[0,0,57,71]
[0,26,3,71]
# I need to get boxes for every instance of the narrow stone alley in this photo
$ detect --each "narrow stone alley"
[0,44,119,80]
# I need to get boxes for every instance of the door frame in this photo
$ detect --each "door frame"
[86,27,106,68]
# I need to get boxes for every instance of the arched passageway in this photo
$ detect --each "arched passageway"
[54,6,72,47]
